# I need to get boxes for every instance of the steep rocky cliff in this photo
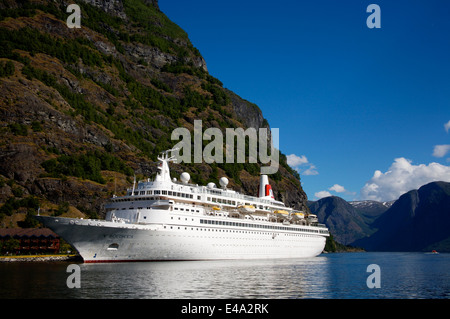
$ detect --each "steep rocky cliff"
[0,0,309,226]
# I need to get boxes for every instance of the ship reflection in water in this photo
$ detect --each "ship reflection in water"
[76,257,331,299]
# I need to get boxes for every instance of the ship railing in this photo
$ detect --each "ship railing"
[128,180,283,207]
[180,185,275,205]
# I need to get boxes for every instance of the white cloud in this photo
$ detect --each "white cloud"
[432,144,450,158]
[360,157,450,201]
[286,153,318,176]
[445,120,450,133]
[315,190,332,199]
[286,154,308,167]
[329,184,346,193]
[303,164,319,176]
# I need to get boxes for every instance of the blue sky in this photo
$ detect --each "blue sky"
[160,0,450,202]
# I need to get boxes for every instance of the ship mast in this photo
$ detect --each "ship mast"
[155,148,178,183]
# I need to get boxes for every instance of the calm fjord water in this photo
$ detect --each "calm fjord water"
[0,252,449,299]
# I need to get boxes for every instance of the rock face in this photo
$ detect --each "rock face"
[0,0,309,222]
[81,0,128,19]
[226,89,266,130]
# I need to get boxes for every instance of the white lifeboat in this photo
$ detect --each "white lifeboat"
[293,212,305,219]
[238,205,255,213]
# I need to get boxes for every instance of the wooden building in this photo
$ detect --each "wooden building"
[0,228,60,255]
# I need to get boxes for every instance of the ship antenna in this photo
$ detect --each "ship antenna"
[158,148,179,163]
[132,175,136,195]
[169,147,179,163]
[114,175,117,196]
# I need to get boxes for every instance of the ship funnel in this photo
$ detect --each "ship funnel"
[258,175,274,199]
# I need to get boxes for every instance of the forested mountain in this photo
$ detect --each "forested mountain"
[0,0,307,226]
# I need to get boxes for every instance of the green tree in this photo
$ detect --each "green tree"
[0,60,14,77]
[1,238,20,255]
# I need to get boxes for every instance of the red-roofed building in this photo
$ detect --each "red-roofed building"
[0,228,60,255]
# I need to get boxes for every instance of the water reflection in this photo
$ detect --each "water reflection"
[0,262,71,298]
[74,257,331,299]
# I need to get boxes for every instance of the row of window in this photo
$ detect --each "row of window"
[114,197,161,202]
[208,197,236,205]
[174,207,200,213]
[127,190,275,210]
[162,225,317,238]
[129,189,198,199]
[131,189,239,206]
[199,219,321,234]
[168,216,326,235]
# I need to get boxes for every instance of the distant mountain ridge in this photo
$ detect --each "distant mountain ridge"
[349,200,394,210]
[348,200,394,225]
[353,181,450,252]
[308,181,450,252]
[308,196,386,245]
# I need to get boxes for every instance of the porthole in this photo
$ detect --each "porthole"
[107,243,119,251]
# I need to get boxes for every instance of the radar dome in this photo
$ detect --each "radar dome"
[180,172,190,184]
[219,177,229,188]
[207,182,216,189]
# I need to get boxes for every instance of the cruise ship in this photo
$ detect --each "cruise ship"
[36,149,329,263]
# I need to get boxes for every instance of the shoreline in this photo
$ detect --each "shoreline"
[0,254,82,263]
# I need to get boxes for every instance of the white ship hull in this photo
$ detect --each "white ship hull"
[37,215,326,263]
